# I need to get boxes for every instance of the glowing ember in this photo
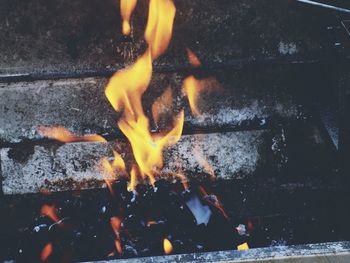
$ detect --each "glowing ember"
[38,126,106,143]
[120,0,138,35]
[237,242,249,250]
[145,0,176,59]
[186,48,201,67]
[115,239,123,255]
[110,216,122,234]
[40,242,53,262]
[163,238,173,254]
[40,204,59,222]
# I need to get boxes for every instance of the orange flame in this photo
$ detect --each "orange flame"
[101,151,126,178]
[151,87,173,126]
[119,110,184,183]
[110,216,122,234]
[170,172,189,190]
[163,238,173,255]
[145,0,176,59]
[40,242,53,262]
[105,0,182,189]
[110,217,123,255]
[115,239,123,255]
[120,0,138,35]
[105,49,152,114]
[100,151,126,195]
[186,48,201,67]
[127,165,138,191]
[38,126,106,143]
[40,204,59,222]
[182,76,202,117]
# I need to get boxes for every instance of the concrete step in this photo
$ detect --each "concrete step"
[1,130,278,194]
[0,0,334,77]
[0,67,303,144]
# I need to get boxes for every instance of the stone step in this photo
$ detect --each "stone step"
[0,67,303,144]
[0,0,333,76]
[1,129,279,194]
[1,120,336,195]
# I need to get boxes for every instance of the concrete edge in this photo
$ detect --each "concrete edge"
[86,241,350,263]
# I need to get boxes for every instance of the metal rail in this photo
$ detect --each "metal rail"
[296,0,350,14]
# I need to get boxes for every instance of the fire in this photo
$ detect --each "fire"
[106,0,182,188]
[40,242,53,262]
[101,151,126,178]
[186,48,201,67]
[163,238,173,255]
[115,239,123,255]
[105,49,152,114]
[237,242,249,250]
[40,204,59,222]
[38,126,106,143]
[170,172,189,190]
[110,217,123,254]
[127,165,138,191]
[100,151,126,195]
[182,76,201,117]
[145,0,176,59]
[110,216,122,234]
[120,0,137,35]
[119,110,184,183]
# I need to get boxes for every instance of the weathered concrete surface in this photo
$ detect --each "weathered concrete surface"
[0,0,334,76]
[90,241,350,263]
[0,130,278,194]
[0,67,301,143]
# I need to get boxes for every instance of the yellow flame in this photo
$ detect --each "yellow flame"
[163,238,173,255]
[119,110,184,182]
[151,86,173,126]
[237,242,249,251]
[182,76,201,117]
[105,0,181,189]
[105,49,152,114]
[38,126,106,143]
[127,165,139,191]
[120,0,138,35]
[145,0,176,59]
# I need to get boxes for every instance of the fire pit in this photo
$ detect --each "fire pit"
[0,0,350,262]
